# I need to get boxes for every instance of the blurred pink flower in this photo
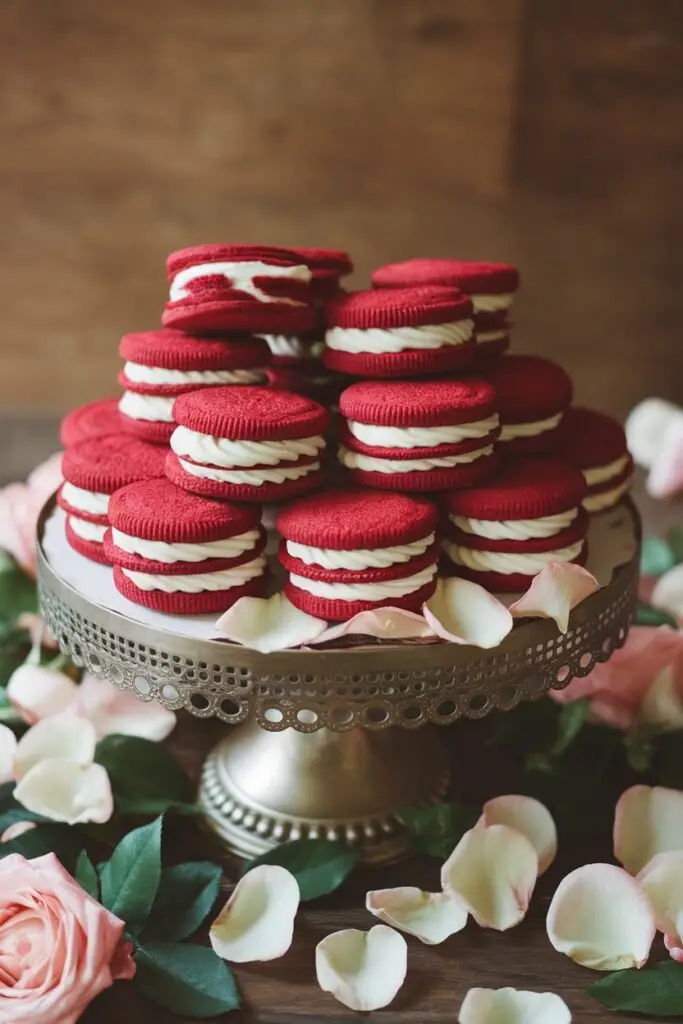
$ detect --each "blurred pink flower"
[550,626,683,731]
[0,452,62,578]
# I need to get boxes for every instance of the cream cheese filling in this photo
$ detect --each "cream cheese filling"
[171,426,325,468]
[121,553,267,592]
[112,527,261,564]
[177,458,319,486]
[451,509,578,541]
[289,563,437,602]
[339,445,493,475]
[61,482,110,516]
[476,329,508,343]
[584,476,632,513]
[471,292,514,312]
[119,392,175,423]
[500,412,563,441]
[325,319,473,354]
[285,533,435,571]
[123,363,264,386]
[259,334,308,359]
[346,416,499,449]
[69,516,107,543]
[583,454,630,487]
[443,538,584,575]
[169,261,311,306]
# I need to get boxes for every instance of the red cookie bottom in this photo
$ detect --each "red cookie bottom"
[162,298,316,336]
[66,519,111,566]
[440,543,588,593]
[497,424,565,457]
[342,452,500,493]
[113,566,267,614]
[165,451,325,503]
[119,414,174,445]
[284,578,437,621]
[323,342,476,379]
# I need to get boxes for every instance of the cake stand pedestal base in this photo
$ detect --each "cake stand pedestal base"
[199,720,451,864]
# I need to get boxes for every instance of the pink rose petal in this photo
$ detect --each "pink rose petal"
[638,852,683,950]
[314,607,433,645]
[651,565,683,624]
[8,664,78,724]
[1,821,37,842]
[665,933,683,963]
[423,578,513,649]
[509,562,598,634]
[615,785,683,875]
[215,593,327,652]
[625,399,683,469]
[72,674,176,741]
[477,795,557,875]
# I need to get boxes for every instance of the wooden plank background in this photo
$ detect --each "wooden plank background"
[0,0,682,419]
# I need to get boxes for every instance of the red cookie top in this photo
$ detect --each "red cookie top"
[108,477,261,542]
[446,458,587,520]
[293,247,353,279]
[60,398,123,448]
[166,244,309,279]
[277,488,439,549]
[558,407,628,470]
[327,286,472,330]
[339,378,496,428]
[372,259,520,295]
[61,436,168,494]
[487,355,573,422]
[173,386,329,440]
[119,329,271,370]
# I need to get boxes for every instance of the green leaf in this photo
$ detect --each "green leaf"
[0,823,83,872]
[75,850,99,900]
[143,862,222,942]
[95,735,194,804]
[399,802,479,859]
[0,559,38,625]
[668,526,683,564]
[588,961,683,1015]
[641,537,678,577]
[0,806,46,833]
[99,816,163,932]
[243,839,359,901]
[134,942,240,1018]
[549,698,590,758]
[624,729,659,773]
[0,627,32,688]
[116,796,203,817]
[636,601,680,629]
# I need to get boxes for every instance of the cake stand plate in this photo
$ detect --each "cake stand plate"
[37,499,640,864]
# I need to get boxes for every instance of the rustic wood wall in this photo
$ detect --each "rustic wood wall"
[0,0,681,417]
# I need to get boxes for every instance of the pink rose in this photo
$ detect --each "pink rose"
[0,453,62,579]
[550,625,683,731]
[0,852,135,1023]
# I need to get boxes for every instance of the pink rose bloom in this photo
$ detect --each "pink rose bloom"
[0,453,63,579]
[0,852,135,1023]
[550,625,683,730]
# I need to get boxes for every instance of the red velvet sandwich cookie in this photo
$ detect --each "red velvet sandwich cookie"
[58,436,167,564]
[338,379,500,492]
[105,478,267,614]
[118,329,272,443]
[60,398,123,448]
[558,407,634,514]
[443,458,588,592]
[293,247,353,301]
[324,287,475,378]
[277,489,439,619]
[166,386,329,503]
[486,355,573,455]
[371,259,519,360]
[163,244,316,334]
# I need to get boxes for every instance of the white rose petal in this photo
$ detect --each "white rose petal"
[365,886,467,944]
[638,665,683,732]
[314,607,433,644]
[459,986,572,1024]
[509,563,598,634]
[13,715,97,781]
[0,723,17,784]
[1,821,37,843]
[14,758,114,825]
[546,863,655,970]
[477,795,557,875]
[651,564,683,622]
[316,924,407,1012]
[215,593,327,653]
[423,578,513,649]
[638,851,683,953]
[210,864,300,962]
[7,665,78,723]
[614,785,683,875]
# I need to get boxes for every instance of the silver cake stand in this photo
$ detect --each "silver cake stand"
[37,499,640,865]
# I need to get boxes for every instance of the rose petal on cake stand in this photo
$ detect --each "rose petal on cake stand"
[315,924,407,1012]
[441,825,538,931]
[547,863,655,970]
[477,795,557,875]
[509,563,598,634]
[209,864,300,962]
[614,785,683,875]
[14,759,114,825]
[638,851,683,959]
[215,593,327,653]
[365,886,467,944]
[314,607,433,645]
[423,578,513,649]
[459,986,572,1024]
[13,715,97,780]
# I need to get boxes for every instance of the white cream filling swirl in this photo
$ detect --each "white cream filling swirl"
[347,416,498,449]
[443,538,584,575]
[169,261,311,306]
[451,509,578,541]
[339,445,492,475]
[171,426,325,468]
[122,553,267,592]
[119,392,175,423]
[289,563,437,602]
[500,412,563,441]
[123,363,263,386]
[112,527,261,564]
[69,517,107,543]
[286,533,435,571]
[259,335,308,359]
[476,329,508,343]
[61,482,110,516]
[178,458,319,485]
[326,319,473,354]
[471,293,514,312]
[583,454,630,487]
[584,476,632,513]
